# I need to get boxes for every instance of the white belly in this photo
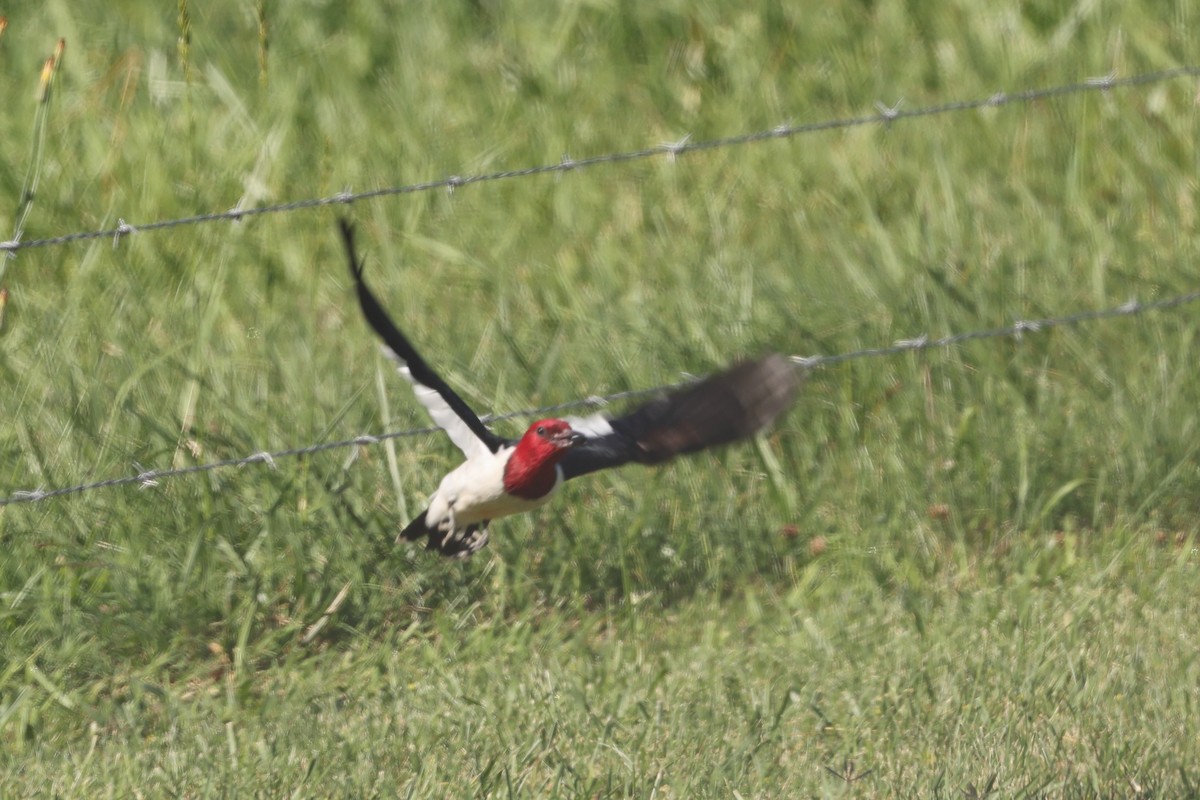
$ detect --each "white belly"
[424,446,563,529]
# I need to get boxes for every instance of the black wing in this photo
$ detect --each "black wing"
[340,220,506,456]
[559,353,801,480]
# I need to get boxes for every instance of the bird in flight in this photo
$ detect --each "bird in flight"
[340,220,800,557]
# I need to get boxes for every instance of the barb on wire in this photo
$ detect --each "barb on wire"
[790,291,1200,367]
[1,65,1198,256]
[2,287,1198,508]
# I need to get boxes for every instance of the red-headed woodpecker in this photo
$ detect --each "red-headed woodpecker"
[340,221,800,557]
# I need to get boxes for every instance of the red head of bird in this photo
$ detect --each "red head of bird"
[503,419,584,500]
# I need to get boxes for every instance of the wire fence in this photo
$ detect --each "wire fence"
[3,65,1198,506]
[2,65,1198,255]
[3,287,1198,507]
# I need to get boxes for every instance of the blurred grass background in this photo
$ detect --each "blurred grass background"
[1,1,1198,796]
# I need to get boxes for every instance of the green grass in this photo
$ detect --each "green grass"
[2,0,1199,795]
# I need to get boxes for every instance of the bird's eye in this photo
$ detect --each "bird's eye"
[536,425,546,436]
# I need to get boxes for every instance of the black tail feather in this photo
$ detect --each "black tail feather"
[398,509,491,558]
[399,510,431,543]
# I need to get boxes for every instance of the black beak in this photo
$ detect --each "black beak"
[556,430,586,448]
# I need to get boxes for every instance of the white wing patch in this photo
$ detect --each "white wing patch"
[565,413,615,439]
[381,345,491,460]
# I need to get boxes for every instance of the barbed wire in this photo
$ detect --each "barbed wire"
[3,287,1197,507]
[790,290,1200,366]
[2,65,1198,255]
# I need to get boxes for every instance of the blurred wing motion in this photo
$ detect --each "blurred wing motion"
[561,354,801,481]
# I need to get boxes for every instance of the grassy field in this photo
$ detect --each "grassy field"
[2,0,1199,796]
